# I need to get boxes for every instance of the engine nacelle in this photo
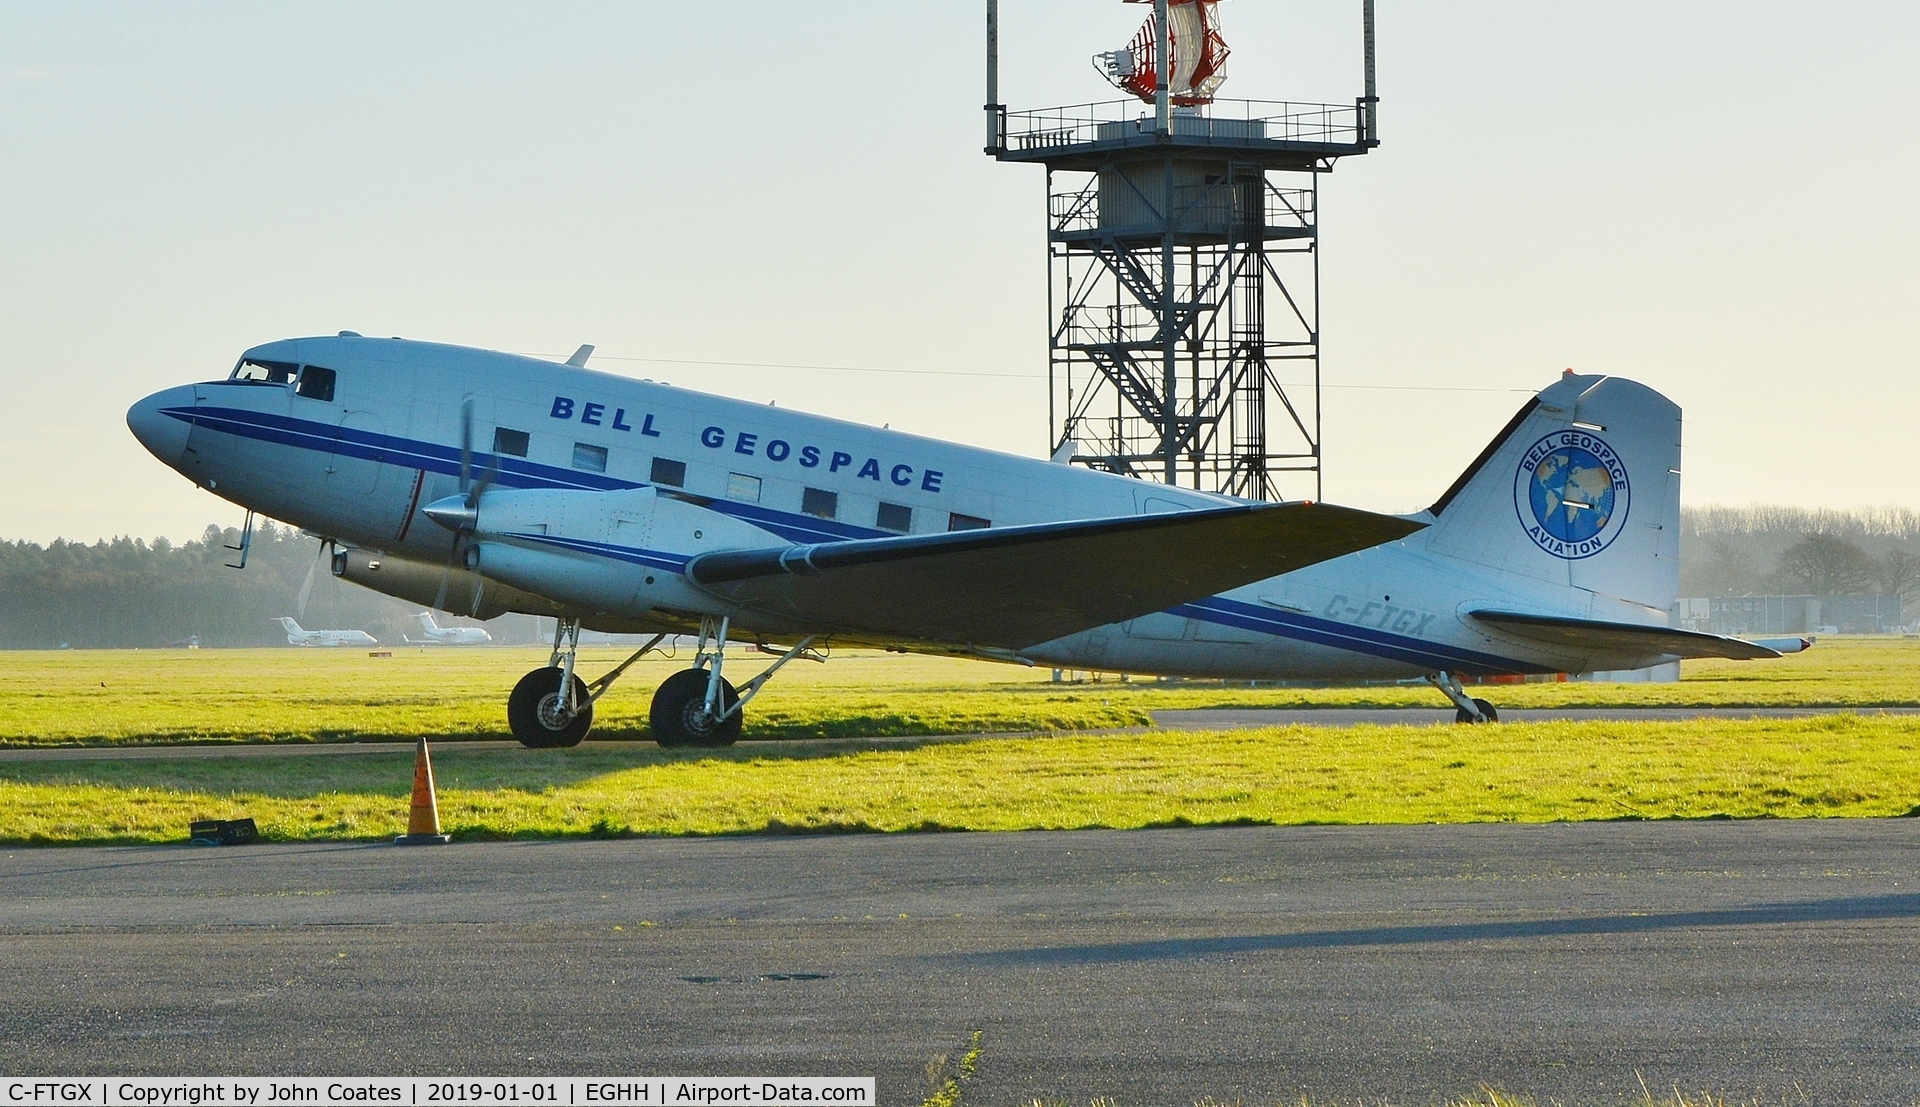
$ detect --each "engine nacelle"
[464,486,774,621]
[329,547,568,620]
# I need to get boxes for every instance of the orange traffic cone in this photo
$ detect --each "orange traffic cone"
[394,737,451,845]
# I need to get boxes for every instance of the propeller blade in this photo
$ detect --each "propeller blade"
[295,543,322,619]
[458,396,474,494]
[431,537,459,616]
[435,400,493,618]
[467,457,496,511]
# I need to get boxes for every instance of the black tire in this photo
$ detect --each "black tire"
[1454,697,1498,724]
[650,667,741,748]
[508,666,593,748]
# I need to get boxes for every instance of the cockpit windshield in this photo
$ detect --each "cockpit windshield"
[228,358,337,401]
[231,358,299,384]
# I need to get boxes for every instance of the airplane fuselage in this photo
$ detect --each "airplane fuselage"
[282,628,379,648]
[130,336,1682,680]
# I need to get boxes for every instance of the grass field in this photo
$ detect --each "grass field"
[4,636,1919,748]
[3,713,1917,845]
[4,637,1917,846]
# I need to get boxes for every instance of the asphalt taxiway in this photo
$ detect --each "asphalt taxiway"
[3,821,1917,1103]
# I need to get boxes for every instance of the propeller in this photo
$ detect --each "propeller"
[427,397,495,617]
[295,539,326,620]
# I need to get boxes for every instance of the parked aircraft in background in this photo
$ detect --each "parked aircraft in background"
[405,611,494,645]
[130,336,1800,748]
[275,617,378,648]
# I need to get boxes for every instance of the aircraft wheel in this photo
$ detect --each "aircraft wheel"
[1454,698,1498,725]
[650,668,741,748]
[508,666,593,748]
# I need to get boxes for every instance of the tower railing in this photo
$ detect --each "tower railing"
[1004,98,1365,153]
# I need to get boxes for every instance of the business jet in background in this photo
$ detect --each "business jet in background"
[130,336,1802,748]
[406,611,494,645]
[274,617,378,648]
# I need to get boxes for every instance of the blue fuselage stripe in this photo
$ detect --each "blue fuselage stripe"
[1173,596,1552,675]
[505,532,690,573]
[171,403,1541,674]
[165,405,886,543]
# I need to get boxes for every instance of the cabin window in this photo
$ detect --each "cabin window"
[876,502,911,532]
[294,365,336,401]
[492,428,529,457]
[650,457,686,487]
[231,358,298,384]
[572,442,608,473]
[801,487,838,519]
[727,472,762,503]
[948,512,990,531]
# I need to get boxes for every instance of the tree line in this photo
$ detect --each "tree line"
[3,505,1916,648]
[0,522,524,649]
[1680,506,1920,599]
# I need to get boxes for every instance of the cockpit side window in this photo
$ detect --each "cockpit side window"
[295,365,337,402]
[231,358,299,385]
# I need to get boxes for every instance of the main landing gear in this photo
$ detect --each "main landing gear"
[1427,671,1498,724]
[504,615,822,750]
[650,617,823,748]
[508,620,666,748]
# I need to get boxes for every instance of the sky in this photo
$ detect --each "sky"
[2,1,1915,544]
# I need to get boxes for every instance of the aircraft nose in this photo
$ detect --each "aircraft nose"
[126,386,196,466]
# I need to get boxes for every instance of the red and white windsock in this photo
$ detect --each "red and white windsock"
[1096,0,1231,106]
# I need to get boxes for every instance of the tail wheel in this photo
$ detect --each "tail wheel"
[508,666,593,748]
[1454,698,1499,724]
[650,667,741,748]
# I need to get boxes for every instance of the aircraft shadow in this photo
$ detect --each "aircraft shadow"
[0,733,1004,800]
[945,892,1920,966]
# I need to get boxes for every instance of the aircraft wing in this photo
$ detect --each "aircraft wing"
[1467,610,1785,660]
[686,502,1424,650]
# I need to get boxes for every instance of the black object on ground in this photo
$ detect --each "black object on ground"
[188,818,258,846]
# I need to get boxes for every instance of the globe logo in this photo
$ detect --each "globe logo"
[1513,431,1630,559]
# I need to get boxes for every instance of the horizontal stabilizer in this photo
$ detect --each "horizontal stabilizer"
[1468,610,1783,661]
[688,502,1425,650]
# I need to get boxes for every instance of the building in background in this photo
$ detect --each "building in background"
[1679,595,1906,636]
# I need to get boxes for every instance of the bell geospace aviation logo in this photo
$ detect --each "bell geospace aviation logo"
[1514,430,1631,559]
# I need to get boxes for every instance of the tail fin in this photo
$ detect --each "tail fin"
[413,611,439,630]
[1422,372,1681,613]
[276,617,304,633]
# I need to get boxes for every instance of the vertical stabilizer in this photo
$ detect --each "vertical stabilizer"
[1422,373,1682,613]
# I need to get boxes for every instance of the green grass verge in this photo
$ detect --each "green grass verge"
[5,715,1916,845]
[4,637,1918,748]
[0,648,1145,746]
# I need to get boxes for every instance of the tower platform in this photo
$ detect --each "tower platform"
[991,98,1374,172]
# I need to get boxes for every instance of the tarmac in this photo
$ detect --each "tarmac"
[4,821,1918,1103]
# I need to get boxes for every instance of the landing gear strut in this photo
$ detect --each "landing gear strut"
[504,615,822,750]
[648,616,821,748]
[506,618,667,748]
[1428,671,1498,724]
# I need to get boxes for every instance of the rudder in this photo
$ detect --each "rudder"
[1421,371,1682,614]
